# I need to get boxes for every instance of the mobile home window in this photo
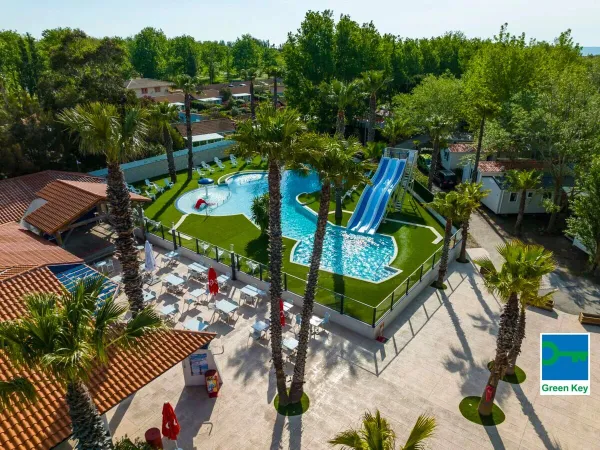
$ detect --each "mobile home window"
[509,192,518,202]
[527,192,534,199]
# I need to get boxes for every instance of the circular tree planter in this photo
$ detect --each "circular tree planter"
[459,396,505,426]
[274,393,310,416]
[487,361,527,384]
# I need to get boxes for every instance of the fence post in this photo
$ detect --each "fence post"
[195,238,200,254]
[259,265,263,281]
[405,278,410,296]
[390,291,395,310]
[171,227,177,250]
[419,264,424,281]
[215,247,219,263]
[340,295,344,315]
[371,308,377,327]
[432,252,436,267]
[284,273,288,291]
[236,254,241,270]
[160,223,165,240]
[230,252,237,281]
[178,231,182,247]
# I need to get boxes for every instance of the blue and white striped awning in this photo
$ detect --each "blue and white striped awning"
[49,264,118,304]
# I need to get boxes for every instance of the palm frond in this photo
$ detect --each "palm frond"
[328,429,364,449]
[361,410,396,450]
[0,378,37,411]
[108,307,163,349]
[401,414,436,450]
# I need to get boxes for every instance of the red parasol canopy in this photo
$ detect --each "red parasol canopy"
[279,299,286,327]
[161,402,181,441]
[208,267,219,295]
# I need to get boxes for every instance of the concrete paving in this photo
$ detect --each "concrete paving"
[105,247,600,450]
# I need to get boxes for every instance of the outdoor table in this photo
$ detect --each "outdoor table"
[244,285,266,296]
[164,274,184,286]
[143,291,156,303]
[136,245,145,251]
[252,320,270,339]
[282,337,299,359]
[161,304,177,316]
[162,251,179,267]
[183,319,209,332]
[213,299,238,323]
[188,262,208,273]
[310,315,324,336]
[95,260,109,273]
[217,274,230,285]
[240,286,259,305]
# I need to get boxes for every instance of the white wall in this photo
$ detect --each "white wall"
[181,349,221,386]
[497,190,549,215]
[441,150,470,170]
[480,176,502,213]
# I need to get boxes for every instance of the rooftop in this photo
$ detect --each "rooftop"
[190,133,225,143]
[0,170,104,225]
[447,143,476,153]
[125,78,173,90]
[175,118,237,137]
[478,159,546,174]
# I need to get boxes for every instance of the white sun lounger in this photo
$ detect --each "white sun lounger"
[200,161,214,173]
[214,157,225,170]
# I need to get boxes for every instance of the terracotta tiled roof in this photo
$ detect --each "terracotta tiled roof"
[24,180,149,235]
[478,160,546,174]
[152,93,186,104]
[125,78,173,90]
[175,118,236,137]
[0,329,214,450]
[448,143,476,153]
[0,222,82,279]
[0,171,104,225]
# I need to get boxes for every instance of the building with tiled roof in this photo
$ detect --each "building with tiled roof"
[440,143,477,170]
[0,171,104,226]
[125,78,173,98]
[174,118,237,139]
[0,226,216,449]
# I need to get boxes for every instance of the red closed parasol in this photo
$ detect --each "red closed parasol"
[279,299,286,327]
[208,267,219,295]
[161,402,181,443]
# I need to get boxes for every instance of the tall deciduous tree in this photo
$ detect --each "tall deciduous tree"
[232,34,261,74]
[173,74,202,179]
[0,279,162,448]
[129,27,168,79]
[289,137,369,403]
[201,41,225,84]
[231,105,306,407]
[505,169,541,235]
[58,102,148,314]
[167,35,199,78]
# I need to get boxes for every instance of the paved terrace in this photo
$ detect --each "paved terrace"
[104,247,599,450]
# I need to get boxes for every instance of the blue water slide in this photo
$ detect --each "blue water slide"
[346,157,390,229]
[348,158,407,234]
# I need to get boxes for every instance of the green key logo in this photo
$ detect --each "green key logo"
[540,333,590,395]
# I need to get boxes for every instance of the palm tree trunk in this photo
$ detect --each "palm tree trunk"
[506,305,526,376]
[267,160,289,406]
[367,93,376,142]
[164,127,177,183]
[336,110,345,137]
[185,93,193,180]
[478,292,519,416]
[471,115,486,183]
[515,189,526,235]
[434,219,453,288]
[106,162,144,314]
[334,185,343,223]
[250,81,256,119]
[458,219,469,263]
[66,380,113,450]
[273,76,278,108]
[546,185,562,233]
[427,136,440,190]
[289,183,331,403]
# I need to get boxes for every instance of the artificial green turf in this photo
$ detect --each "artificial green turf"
[274,393,310,416]
[144,164,445,324]
[487,362,527,384]
[459,396,506,426]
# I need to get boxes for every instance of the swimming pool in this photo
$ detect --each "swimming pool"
[175,171,398,282]
[179,112,202,123]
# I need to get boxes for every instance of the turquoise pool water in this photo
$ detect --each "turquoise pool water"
[175,171,397,282]
[179,112,202,123]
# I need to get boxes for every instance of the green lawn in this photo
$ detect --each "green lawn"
[142,160,445,324]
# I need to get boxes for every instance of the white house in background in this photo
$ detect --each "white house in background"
[232,93,251,103]
[463,159,575,215]
[190,133,225,147]
[440,143,476,170]
[199,97,222,105]
[125,78,174,98]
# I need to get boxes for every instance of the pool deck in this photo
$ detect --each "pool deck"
[102,247,599,449]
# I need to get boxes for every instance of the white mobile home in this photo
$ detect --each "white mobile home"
[463,160,574,215]
[440,143,476,170]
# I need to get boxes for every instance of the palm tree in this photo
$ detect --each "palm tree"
[150,102,179,183]
[428,190,468,289]
[425,115,453,190]
[454,182,490,263]
[58,102,148,314]
[289,137,369,403]
[251,193,269,234]
[381,115,414,147]
[360,71,392,143]
[173,74,202,179]
[230,104,306,407]
[474,241,554,415]
[0,378,36,411]
[266,65,285,108]
[505,169,541,235]
[329,410,436,450]
[240,68,259,119]
[0,279,162,448]
[327,79,360,138]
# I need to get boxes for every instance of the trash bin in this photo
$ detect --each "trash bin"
[144,427,163,449]
[205,369,220,398]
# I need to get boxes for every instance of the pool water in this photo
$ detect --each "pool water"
[175,171,397,282]
[178,112,202,123]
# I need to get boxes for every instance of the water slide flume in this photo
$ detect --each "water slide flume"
[347,157,407,235]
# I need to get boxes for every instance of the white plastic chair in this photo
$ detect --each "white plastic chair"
[164,179,174,189]
[201,161,214,173]
[245,157,253,166]
[196,167,205,177]
[214,157,225,170]
[127,184,141,195]
[229,155,238,167]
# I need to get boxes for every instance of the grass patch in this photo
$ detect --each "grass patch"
[274,392,310,416]
[459,396,505,426]
[487,361,527,384]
